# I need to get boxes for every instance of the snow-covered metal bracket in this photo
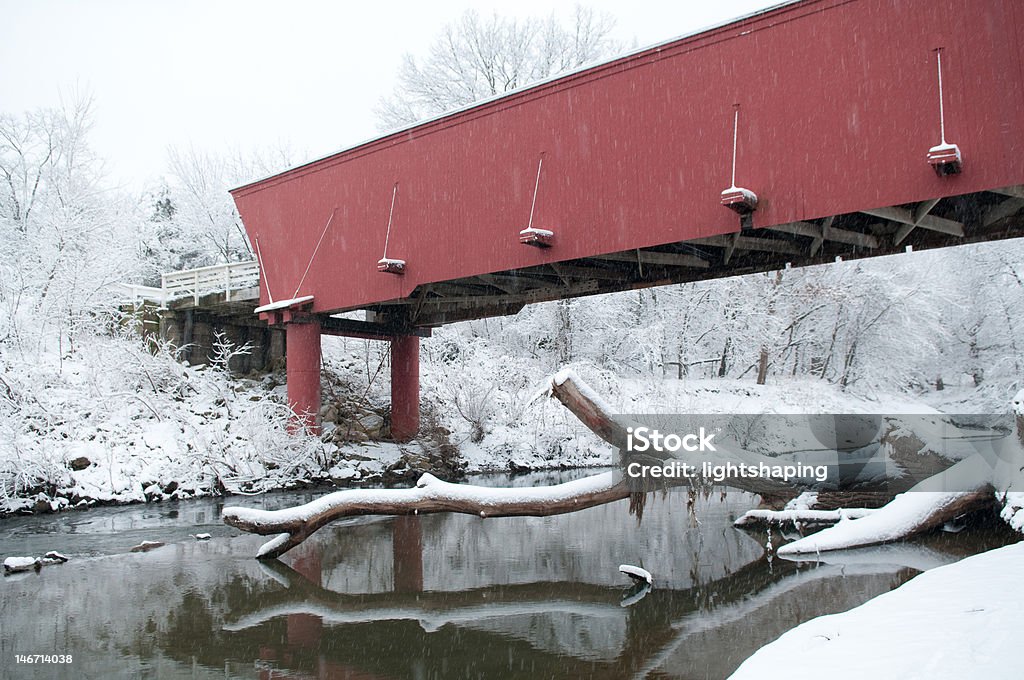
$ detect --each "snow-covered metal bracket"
[519,227,554,247]
[377,257,407,274]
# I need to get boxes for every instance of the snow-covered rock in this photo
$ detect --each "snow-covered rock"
[3,557,40,574]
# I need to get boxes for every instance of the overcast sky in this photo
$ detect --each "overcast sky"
[1,0,779,191]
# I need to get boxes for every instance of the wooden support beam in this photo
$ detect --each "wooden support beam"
[892,198,943,245]
[894,222,916,246]
[430,281,492,297]
[592,249,710,269]
[412,280,601,309]
[474,275,515,294]
[770,221,821,239]
[415,302,527,326]
[982,197,1024,228]
[770,217,876,250]
[477,272,555,291]
[545,264,572,286]
[319,316,431,338]
[550,262,631,282]
[689,234,803,256]
[812,216,830,255]
[990,185,1024,200]
[724,232,740,265]
[861,206,964,237]
[912,198,941,224]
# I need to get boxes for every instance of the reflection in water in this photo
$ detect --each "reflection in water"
[1,475,1016,679]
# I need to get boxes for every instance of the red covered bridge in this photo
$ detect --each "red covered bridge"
[231,0,1024,439]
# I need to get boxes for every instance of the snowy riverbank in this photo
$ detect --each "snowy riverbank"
[730,541,1024,679]
[2,321,1017,518]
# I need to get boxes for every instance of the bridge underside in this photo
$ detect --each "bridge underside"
[364,187,1024,329]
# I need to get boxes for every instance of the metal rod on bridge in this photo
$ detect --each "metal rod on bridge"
[382,182,399,259]
[935,48,947,144]
[730,105,740,189]
[528,156,544,230]
[254,237,274,304]
[293,208,336,299]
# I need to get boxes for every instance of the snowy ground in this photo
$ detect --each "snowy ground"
[730,541,1024,679]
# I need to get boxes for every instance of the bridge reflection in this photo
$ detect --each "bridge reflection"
[232,498,950,680]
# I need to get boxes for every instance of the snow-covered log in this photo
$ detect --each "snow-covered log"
[619,564,653,585]
[224,472,631,559]
[735,507,877,528]
[776,489,994,555]
[778,400,1024,554]
[130,540,165,553]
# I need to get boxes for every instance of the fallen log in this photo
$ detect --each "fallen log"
[224,472,632,559]
[777,427,1014,554]
[735,507,877,528]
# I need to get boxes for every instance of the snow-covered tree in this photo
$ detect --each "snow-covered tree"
[375,5,622,130]
[139,144,300,274]
[0,93,139,353]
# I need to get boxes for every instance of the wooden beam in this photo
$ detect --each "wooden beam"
[689,235,803,256]
[415,301,527,326]
[770,217,877,250]
[812,216,830,255]
[474,275,515,294]
[861,206,964,237]
[723,232,740,265]
[477,272,555,291]
[770,221,821,239]
[430,281,492,297]
[319,316,431,338]
[414,280,601,308]
[912,198,941,224]
[592,249,710,269]
[891,198,943,245]
[550,262,632,282]
[990,185,1024,200]
[983,197,1024,228]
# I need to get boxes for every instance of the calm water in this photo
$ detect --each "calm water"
[0,470,1015,679]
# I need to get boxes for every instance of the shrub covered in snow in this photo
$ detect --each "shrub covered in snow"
[0,326,324,514]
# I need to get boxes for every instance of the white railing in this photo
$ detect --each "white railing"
[117,260,260,307]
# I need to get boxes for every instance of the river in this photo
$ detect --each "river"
[0,470,1016,679]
